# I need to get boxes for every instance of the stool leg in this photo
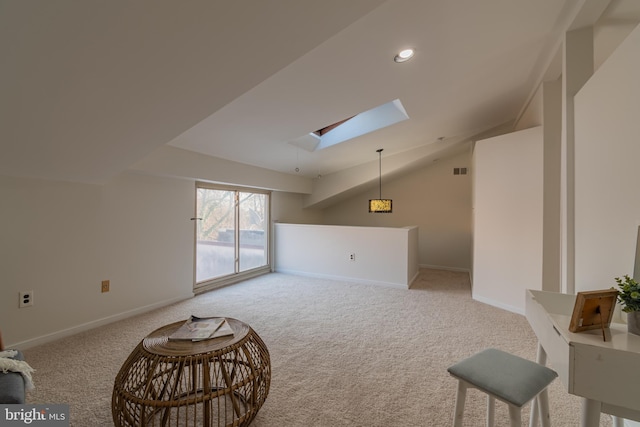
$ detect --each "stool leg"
[530,400,539,427]
[453,381,467,427]
[486,395,495,427]
[537,389,551,427]
[508,405,522,427]
[530,343,547,427]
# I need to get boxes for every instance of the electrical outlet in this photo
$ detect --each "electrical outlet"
[349,253,356,261]
[19,290,34,308]
[101,280,110,293]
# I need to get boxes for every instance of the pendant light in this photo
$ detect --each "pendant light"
[369,148,392,213]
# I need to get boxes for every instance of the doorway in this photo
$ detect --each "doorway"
[195,184,270,291]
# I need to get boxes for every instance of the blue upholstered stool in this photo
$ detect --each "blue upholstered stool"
[447,348,557,427]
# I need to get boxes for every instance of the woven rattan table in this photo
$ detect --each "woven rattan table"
[112,318,270,427]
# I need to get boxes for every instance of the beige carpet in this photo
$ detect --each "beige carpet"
[23,269,613,426]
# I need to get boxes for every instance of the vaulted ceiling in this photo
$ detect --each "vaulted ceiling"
[1,1,639,201]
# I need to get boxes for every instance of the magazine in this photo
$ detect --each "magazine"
[168,316,232,341]
[211,319,234,339]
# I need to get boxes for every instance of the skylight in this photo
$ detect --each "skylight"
[313,99,409,151]
[312,116,355,137]
[288,99,409,152]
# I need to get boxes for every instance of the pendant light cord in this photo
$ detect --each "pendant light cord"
[377,148,383,199]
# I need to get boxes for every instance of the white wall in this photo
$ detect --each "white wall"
[0,172,195,348]
[271,191,323,225]
[131,146,312,194]
[473,126,544,314]
[0,170,337,348]
[516,82,543,131]
[321,149,472,271]
[274,223,419,287]
[573,26,640,427]
[574,24,640,292]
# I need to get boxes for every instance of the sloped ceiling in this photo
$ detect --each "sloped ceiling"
[0,0,384,183]
[168,0,576,178]
[1,0,638,205]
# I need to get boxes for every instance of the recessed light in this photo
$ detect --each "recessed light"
[394,48,415,63]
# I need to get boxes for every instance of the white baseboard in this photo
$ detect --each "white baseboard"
[9,292,194,350]
[408,270,420,288]
[419,264,473,289]
[419,264,471,274]
[472,293,524,316]
[274,269,407,289]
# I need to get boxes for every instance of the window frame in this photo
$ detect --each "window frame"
[194,182,272,294]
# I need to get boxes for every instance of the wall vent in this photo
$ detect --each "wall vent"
[453,167,468,175]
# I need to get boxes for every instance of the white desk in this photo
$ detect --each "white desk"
[525,289,640,427]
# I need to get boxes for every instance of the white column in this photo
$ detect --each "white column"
[561,26,594,295]
[542,79,562,293]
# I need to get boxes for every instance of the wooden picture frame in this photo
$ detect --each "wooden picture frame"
[569,289,618,337]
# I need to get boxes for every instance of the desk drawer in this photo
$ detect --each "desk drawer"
[573,343,640,410]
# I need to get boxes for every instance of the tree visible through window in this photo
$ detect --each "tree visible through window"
[195,186,269,284]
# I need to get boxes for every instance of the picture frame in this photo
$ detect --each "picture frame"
[569,289,618,338]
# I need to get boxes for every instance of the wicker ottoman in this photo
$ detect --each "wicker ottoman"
[112,318,270,427]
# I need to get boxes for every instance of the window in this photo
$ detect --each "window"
[195,183,270,292]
